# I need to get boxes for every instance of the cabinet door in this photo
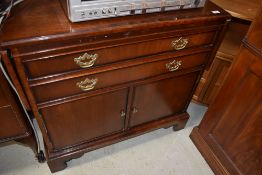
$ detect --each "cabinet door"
[198,48,262,175]
[129,72,200,127]
[41,88,128,149]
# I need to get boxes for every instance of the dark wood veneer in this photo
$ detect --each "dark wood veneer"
[0,0,230,172]
[190,7,262,175]
[31,52,208,103]
[41,88,128,149]
[129,71,200,127]
[23,31,215,78]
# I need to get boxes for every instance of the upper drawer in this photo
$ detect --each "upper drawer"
[31,52,209,104]
[23,31,216,79]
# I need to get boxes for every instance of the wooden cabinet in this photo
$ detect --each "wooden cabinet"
[193,21,250,105]
[190,7,262,175]
[0,57,37,152]
[0,0,230,172]
[0,72,27,141]
[192,0,262,105]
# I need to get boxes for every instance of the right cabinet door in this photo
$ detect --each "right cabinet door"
[129,71,200,127]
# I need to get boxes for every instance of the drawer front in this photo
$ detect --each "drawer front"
[32,52,209,103]
[40,88,128,149]
[0,106,26,141]
[24,31,215,78]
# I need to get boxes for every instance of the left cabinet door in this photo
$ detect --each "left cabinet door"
[40,88,128,150]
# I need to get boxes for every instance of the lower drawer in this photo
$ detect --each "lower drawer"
[32,52,209,103]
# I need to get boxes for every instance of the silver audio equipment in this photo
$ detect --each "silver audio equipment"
[60,0,206,22]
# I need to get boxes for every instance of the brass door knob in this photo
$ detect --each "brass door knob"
[132,107,138,114]
[120,110,126,118]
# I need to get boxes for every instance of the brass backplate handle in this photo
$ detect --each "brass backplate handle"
[74,53,98,68]
[76,78,98,91]
[166,60,182,72]
[171,37,189,50]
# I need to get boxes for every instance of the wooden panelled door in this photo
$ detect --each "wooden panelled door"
[40,89,128,149]
[190,7,262,175]
[129,71,200,127]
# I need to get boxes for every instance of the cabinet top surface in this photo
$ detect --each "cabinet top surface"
[0,0,230,47]
[211,0,261,21]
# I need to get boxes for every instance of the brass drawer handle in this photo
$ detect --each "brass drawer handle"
[166,60,182,72]
[74,53,98,68]
[76,78,98,91]
[171,37,189,50]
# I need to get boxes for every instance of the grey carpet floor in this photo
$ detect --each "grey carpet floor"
[0,103,213,175]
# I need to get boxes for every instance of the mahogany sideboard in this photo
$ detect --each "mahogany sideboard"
[190,6,262,175]
[0,0,230,172]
